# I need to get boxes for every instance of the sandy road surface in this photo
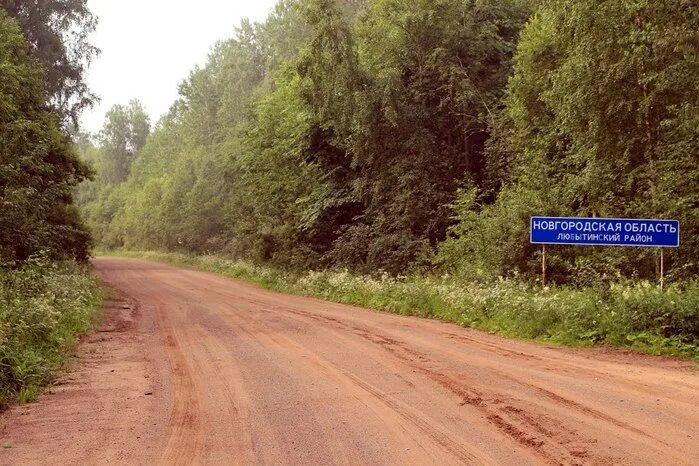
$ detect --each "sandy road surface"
[1,257,697,465]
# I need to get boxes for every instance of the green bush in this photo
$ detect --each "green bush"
[0,258,104,406]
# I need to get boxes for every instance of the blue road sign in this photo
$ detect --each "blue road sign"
[530,217,680,247]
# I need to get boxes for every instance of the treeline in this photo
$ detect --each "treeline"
[79,0,699,284]
[0,1,105,404]
[1,1,96,263]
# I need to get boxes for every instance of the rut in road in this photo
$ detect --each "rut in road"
[1,257,697,465]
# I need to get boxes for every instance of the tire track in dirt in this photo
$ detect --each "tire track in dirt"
[191,330,254,465]
[216,305,483,464]
[442,332,696,405]
[273,307,683,464]
[240,307,590,464]
[153,300,206,465]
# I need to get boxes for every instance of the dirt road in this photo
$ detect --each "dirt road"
[1,257,697,465]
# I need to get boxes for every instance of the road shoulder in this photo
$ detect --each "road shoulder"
[0,292,170,465]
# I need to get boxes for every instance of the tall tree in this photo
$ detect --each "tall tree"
[99,100,150,185]
[290,0,365,267]
[229,67,330,266]
[332,0,530,272]
[0,11,91,261]
[0,0,99,125]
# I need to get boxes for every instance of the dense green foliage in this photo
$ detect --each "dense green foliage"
[0,259,103,406]
[0,11,92,262]
[440,0,699,283]
[114,251,699,360]
[79,0,532,271]
[0,0,99,124]
[80,0,697,287]
[0,5,100,406]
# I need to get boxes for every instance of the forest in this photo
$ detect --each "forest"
[77,0,699,285]
[1,0,698,403]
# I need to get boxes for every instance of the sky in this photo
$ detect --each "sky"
[80,0,279,134]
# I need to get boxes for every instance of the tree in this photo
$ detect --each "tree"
[99,100,150,184]
[0,0,99,125]
[0,11,91,262]
[332,0,530,272]
[224,68,318,265]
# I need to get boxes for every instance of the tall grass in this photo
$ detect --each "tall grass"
[115,251,699,360]
[0,258,104,406]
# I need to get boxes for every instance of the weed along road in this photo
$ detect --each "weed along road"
[0,258,696,465]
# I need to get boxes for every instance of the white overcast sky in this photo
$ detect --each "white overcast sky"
[81,0,279,134]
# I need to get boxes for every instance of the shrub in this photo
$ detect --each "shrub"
[0,258,103,406]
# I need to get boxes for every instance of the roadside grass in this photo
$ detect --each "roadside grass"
[108,251,699,361]
[0,258,104,407]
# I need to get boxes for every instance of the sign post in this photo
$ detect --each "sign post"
[541,245,546,287]
[530,217,680,288]
[660,249,665,290]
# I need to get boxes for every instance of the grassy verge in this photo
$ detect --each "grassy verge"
[108,251,698,361]
[0,258,104,407]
